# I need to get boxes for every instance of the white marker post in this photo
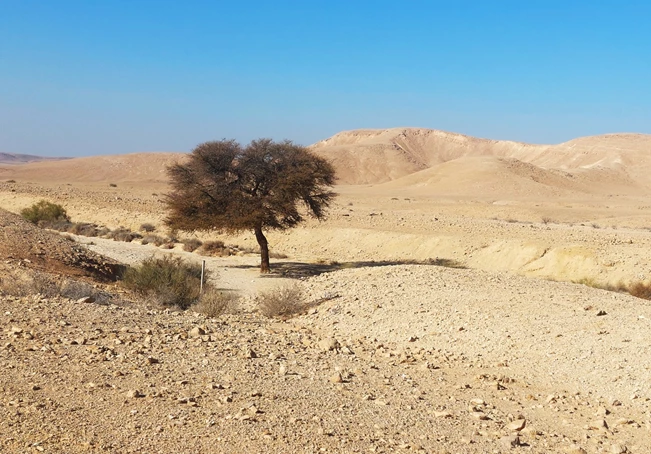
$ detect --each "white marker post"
[200,260,206,294]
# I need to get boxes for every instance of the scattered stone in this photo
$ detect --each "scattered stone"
[564,445,588,454]
[500,434,520,449]
[434,411,453,419]
[126,389,143,399]
[328,372,343,384]
[587,419,608,430]
[76,296,95,304]
[188,326,206,337]
[506,419,526,432]
[610,444,628,454]
[318,338,339,352]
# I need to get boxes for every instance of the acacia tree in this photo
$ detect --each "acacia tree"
[164,139,337,273]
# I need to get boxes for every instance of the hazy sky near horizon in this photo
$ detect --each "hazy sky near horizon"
[1,0,650,157]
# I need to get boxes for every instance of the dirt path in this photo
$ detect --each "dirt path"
[74,235,296,306]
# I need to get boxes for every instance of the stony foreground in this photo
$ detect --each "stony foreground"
[2,286,650,453]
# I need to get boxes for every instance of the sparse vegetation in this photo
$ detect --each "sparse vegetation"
[628,281,651,300]
[256,284,307,319]
[141,234,166,246]
[109,183,117,187]
[69,222,100,237]
[6,179,16,183]
[193,289,238,317]
[108,227,141,242]
[21,200,69,224]
[198,240,227,256]
[140,223,156,233]
[165,139,337,273]
[541,216,553,224]
[182,238,203,252]
[121,256,204,308]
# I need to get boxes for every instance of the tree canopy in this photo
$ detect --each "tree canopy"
[165,139,337,272]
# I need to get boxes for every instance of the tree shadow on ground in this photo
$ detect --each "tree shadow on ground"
[229,258,465,279]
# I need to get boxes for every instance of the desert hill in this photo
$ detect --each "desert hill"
[0,152,69,165]
[310,128,651,191]
[0,208,122,280]
[2,129,650,198]
[0,152,185,184]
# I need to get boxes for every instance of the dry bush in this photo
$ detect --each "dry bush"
[97,226,111,237]
[121,256,204,309]
[109,183,117,187]
[256,284,306,319]
[198,240,232,256]
[193,289,238,317]
[140,223,156,233]
[182,238,203,252]
[141,234,166,246]
[41,219,73,231]
[108,228,141,242]
[69,222,99,237]
[6,179,16,183]
[628,282,651,300]
[541,217,553,225]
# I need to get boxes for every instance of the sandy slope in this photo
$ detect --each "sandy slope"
[0,152,185,184]
[310,128,651,190]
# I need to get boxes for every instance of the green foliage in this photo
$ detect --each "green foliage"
[122,256,204,308]
[21,200,69,224]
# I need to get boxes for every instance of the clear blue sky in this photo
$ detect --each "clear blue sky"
[1,0,650,156]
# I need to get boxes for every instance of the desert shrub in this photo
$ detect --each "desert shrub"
[108,228,141,242]
[109,183,117,187]
[541,217,553,225]
[69,222,99,237]
[182,238,203,252]
[256,284,306,319]
[121,256,204,308]
[141,234,166,246]
[21,200,69,224]
[193,289,238,317]
[198,240,226,256]
[628,282,651,300]
[41,219,73,231]
[97,226,111,237]
[140,223,156,233]
[6,179,16,183]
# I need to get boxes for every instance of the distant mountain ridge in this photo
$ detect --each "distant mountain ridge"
[309,128,651,188]
[2,128,651,198]
[0,152,70,165]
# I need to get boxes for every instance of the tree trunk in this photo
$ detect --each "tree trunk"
[254,226,270,273]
